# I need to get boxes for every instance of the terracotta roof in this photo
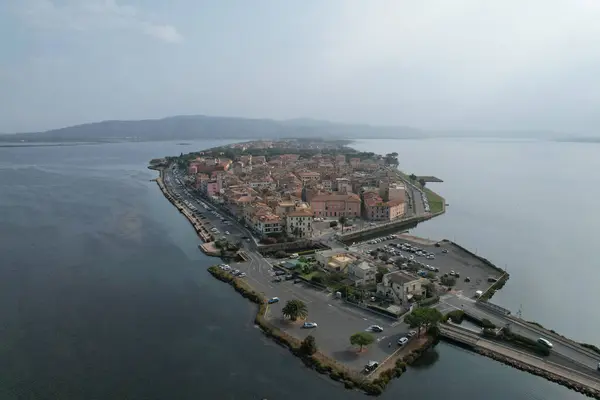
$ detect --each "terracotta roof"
[312,193,360,202]
[287,210,313,217]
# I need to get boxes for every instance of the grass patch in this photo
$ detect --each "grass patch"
[424,188,444,214]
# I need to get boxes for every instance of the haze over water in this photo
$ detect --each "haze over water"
[0,138,594,400]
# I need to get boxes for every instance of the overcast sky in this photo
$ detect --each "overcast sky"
[2,0,600,134]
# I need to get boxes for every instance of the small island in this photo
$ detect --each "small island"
[150,139,600,398]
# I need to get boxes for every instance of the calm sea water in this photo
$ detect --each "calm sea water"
[0,139,593,400]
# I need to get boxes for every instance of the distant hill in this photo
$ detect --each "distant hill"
[1,115,422,143]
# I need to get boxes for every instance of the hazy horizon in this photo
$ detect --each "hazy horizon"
[3,1,600,136]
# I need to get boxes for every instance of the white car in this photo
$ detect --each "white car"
[397,337,409,346]
[537,338,553,348]
[368,325,384,333]
[225,231,230,235]
[303,322,318,329]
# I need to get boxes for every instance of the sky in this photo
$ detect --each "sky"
[2,0,600,134]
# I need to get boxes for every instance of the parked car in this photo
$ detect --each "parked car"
[442,249,448,253]
[464,277,471,282]
[273,277,282,283]
[407,330,417,338]
[267,297,280,304]
[397,337,409,346]
[303,322,318,329]
[274,270,286,276]
[364,361,379,373]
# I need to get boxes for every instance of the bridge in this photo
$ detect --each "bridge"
[439,323,600,395]
[437,293,600,375]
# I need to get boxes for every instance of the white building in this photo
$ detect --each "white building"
[285,209,313,238]
[377,271,427,305]
[348,261,377,286]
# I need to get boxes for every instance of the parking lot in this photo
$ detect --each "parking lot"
[354,234,502,298]
[215,258,418,372]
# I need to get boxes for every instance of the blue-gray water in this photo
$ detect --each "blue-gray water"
[0,139,594,400]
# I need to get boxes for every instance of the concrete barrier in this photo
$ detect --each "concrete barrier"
[476,300,512,316]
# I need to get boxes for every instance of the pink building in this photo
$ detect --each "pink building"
[310,193,361,218]
[188,164,198,174]
[206,180,220,196]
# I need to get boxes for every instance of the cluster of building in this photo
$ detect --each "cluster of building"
[181,141,408,238]
[314,249,427,306]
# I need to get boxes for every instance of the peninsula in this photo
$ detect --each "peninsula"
[150,139,600,397]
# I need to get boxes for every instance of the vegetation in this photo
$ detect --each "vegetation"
[444,309,465,323]
[440,275,456,286]
[282,299,308,321]
[405,307,443,337]
[481,318,496,329]
[275,250,288,258]
[418,178,426,187]
[329,221,338,228]
[338,216,347,233]
[580,343,600,356]
[350,332,375,351]
[409,173,417,182]
[300,335,318,355]
[501,328,550,356]
[424,188,444,214]
[480,273,509,301]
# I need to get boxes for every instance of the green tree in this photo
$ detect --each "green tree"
[300,335,317,355]
[418,178,426,187]
[282,299,308,321]
[440,275,456,287]
[338,216,347,233]
[409,173,417,182]
[405,307,443,337]
[350,332,375,351]
[292,226,301,238]
[329,221,338,228]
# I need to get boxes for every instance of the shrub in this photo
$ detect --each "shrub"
[300,335,317,355]
[481,318,496,329]
[395,360,407,371]
[362,383,384,395]
[418,295,440,307]
[261,237,277,245]
[394,367,404,377]
[275,250,288,258]
[403,354,416,365]
[440,275,456,286]
[329,221,338,227]
[444,309,465,323]
[344,381,355,389]
[329,371,341,381]
[311,275,324,284]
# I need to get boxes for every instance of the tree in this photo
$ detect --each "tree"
[418,178,426,187]
[409,173,417,182]
[300,335,317,355]
[329,221,338,228]
[292,226,301,238]
[282,299,308,321]
[350,332,375,351]
[405,307,443,337]
[275,250,288,259]
[338,216,347,233]
[440,275,456,287]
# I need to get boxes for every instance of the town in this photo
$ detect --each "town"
[150,139,600,397]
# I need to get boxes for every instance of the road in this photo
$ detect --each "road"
[438,293,600,374]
